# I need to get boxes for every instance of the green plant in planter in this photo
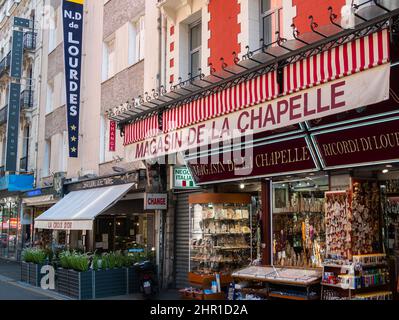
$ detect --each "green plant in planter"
[22,248,47,265]
[100,253,109,270]
[58,250,90,272]
[108,252,117,269]
[92,254,100,271]
[113,251,126,268]
[59,250,72,269]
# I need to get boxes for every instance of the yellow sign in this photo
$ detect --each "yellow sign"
[67,0,84,4]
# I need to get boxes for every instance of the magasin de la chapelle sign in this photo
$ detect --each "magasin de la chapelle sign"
[125,64,390,162]
[186,136,318,184]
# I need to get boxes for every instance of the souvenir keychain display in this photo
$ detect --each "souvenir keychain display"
[273,189,326,268]
[351,180,381,255]
[325,191,352,260]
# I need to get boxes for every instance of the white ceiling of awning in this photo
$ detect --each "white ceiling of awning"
[34,183,135,230]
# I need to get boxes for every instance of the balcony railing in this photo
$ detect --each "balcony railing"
[20,89,33,110]
[0,51,11,77]
[23,32,37,51]
[0,105,7,125]
[261,7,283,47]
[19,157,27,172]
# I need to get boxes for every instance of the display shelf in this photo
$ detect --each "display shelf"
[189,193,253,275]
[179,289,226,300]
[202,218,250,221]
[268,292,319,300]
[202,232,251,236]
[187,272,232,287]
[231,265,322,300]
[321,253,393,300]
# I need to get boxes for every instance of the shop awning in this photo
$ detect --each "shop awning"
[34,183,134,230]
[22,195,57,207]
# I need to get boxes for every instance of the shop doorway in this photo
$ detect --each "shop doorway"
[95,213,155,254]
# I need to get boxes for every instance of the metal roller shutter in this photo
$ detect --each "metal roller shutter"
[174,192,198,289]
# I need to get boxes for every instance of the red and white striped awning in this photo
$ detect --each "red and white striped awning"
[283,28,390,94]
[162,71,278,133]
[123,115,159,145]
[123,29,390,146]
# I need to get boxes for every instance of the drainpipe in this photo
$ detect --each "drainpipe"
[156,7,165,289]
[33,1,46,188]
[162,13,167,89]
[157,8,163,91]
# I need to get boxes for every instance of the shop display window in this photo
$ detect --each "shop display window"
[381,179,399,255]
[95,213,154,253]
[272,179,327,268]
[0,197,21,259]
[189,194,253,275]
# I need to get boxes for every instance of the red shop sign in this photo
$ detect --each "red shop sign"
[312,118,399,169]
[187,136,318,185]
[109,120,116,152]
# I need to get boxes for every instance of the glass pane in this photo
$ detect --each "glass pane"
[189,200,252,274]
[190,23,201,50]
[263,15,272,45]
[0,204,5,257]
[261,0,271,13]
[272,177,329,268]
[7,200,19,259]
[191,50,200,77]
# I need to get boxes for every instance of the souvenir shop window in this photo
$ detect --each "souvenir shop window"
[189,194,253,276]
[272,179,328,268]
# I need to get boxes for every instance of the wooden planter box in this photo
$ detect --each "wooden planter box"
[55,267,140,299]
[94,268,127,298]
[56,268,70,296]
[21,262,45,287]
[128,267,140,294]
[55,269,93,300]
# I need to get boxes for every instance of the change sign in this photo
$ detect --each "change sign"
[63,0,84,157]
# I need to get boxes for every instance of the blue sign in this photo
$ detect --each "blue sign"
[26,189,43,197]
[10,30,23,78]
[63,0,84,158]
[5,83,21,172]
[14,17,31,28]
[128,248,145,253]
[0,174,34,192]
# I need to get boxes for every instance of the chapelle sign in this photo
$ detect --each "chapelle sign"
[63,0,84,157]
[125,64,390,162]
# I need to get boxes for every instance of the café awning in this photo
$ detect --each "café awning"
[22,195,57,207]
[34,183,134,230]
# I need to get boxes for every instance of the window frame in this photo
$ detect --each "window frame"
[189,20,202,78]
[259,0,281,45]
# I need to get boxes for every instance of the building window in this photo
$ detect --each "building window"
[128,16,145,66]
[20,125,29,172]
[189,21,201,78]
[43,139,51,177]
[260,0,280,45]
[102,37,115,81]
[46,81,54,114]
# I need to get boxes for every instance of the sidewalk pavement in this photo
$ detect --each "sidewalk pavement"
[0,258,180,300]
